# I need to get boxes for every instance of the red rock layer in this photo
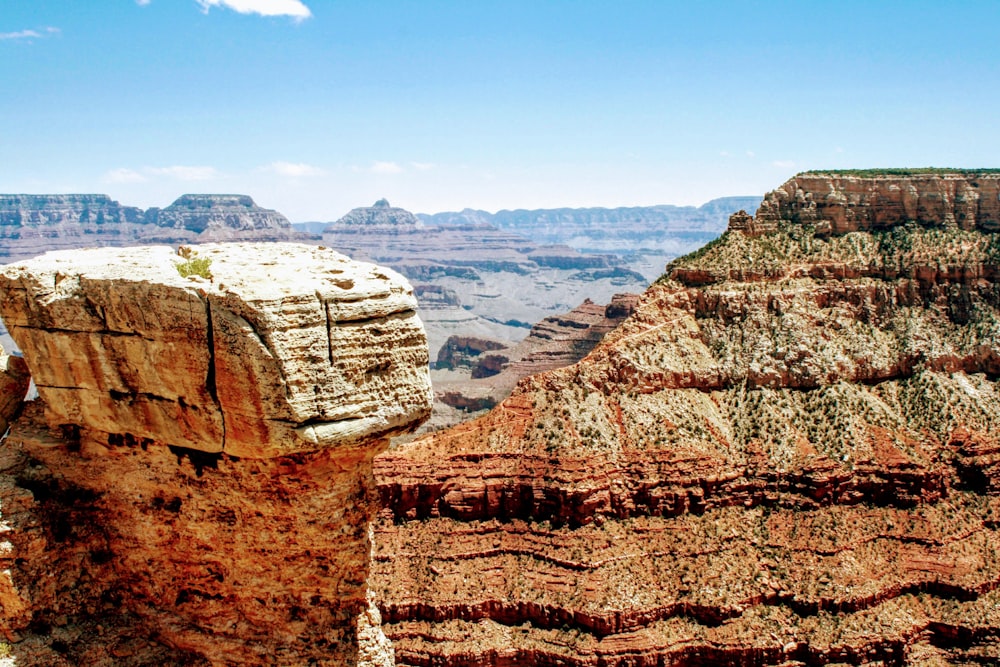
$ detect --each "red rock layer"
[373,172,1000,666]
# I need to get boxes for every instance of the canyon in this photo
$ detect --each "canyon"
[427,294,641,428]
[2,172,998,665]
[322,199,650,360]
[418,196,762,282]
[372,171,1000,665]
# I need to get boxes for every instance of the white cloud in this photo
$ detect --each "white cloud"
[136,0,152,5]
[368,161,403,175]
[745,150,756,158]
[146,165,221,181]
[196,0,311,19]
[0,27,60,40]
[410,161,434,172]
[265,161,325,177]
[103,168,147,184]
[0,30,41,40]
[772,160,796,169]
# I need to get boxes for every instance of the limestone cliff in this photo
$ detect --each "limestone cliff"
[0,243,432,665]
[373,171,1000,665]
[0,194,302,263]
[147,194,294,235]
[0,195,148,262]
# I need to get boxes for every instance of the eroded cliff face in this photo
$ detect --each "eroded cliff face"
[0,243,432,665]
[751,171,1000,235]
[373,172,1000,665]
[0,194,302,263]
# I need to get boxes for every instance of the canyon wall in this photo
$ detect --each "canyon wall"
[323,200,649,359]
[0,243,432,665]
[0,194,303,263]
[373,172,1000,665]
[753,170,1000,235]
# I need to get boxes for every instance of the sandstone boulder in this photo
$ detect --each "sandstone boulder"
[0,242,432,458]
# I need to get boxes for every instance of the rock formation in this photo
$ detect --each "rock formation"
[324,200,650,359]
[0,195,148,262]
[419,196,763,282]
[145,194,293,235]
[754,170,1000,235]
[336,199,423,228]
[0,194,303,264]
[430,295,640,423]
[0,243,432,665]
[373,171,1000,665]
[0,345,29,435]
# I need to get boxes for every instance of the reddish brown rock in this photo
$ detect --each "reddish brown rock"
[0,344,29,434]
[373,171,1000,666]
[0,243,432,665]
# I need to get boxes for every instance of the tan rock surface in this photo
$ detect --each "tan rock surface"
[373,171,1000,665]
[0,242,432,458]
[0,242,432,665]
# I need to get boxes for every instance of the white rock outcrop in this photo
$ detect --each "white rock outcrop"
[0,242,433,458]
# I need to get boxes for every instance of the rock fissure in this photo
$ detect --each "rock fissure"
[203,297,224,449]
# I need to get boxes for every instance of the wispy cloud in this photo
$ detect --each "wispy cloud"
[103,168,147,184]
[146,165,220,181]
[264,161,325,177]
[366,161,404,175]
[772,160,796,169]
[1,27,59,41]
[136,0,152,6]
[104,165,221,183]
[410,162,434,172]
[196,0,312,20]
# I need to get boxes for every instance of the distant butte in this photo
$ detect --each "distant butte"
[0,193,304,263]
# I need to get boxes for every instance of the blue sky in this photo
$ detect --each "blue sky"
[2,1,999,220]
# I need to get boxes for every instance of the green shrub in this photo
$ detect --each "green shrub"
[176,257,213,280]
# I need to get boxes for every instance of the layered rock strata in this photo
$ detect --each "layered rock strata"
[0,194,302,263]
[373,171,1000,665]
[0,243,432,665]
[145,194,294,235]
[323,200,649,358]
[431,295,640,419]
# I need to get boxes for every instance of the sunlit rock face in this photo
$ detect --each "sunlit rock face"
[0,242,431,665]
[0,242,432,458]
[373,171,1000,666]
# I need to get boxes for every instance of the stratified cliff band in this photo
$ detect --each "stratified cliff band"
[374,171,1000,666]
